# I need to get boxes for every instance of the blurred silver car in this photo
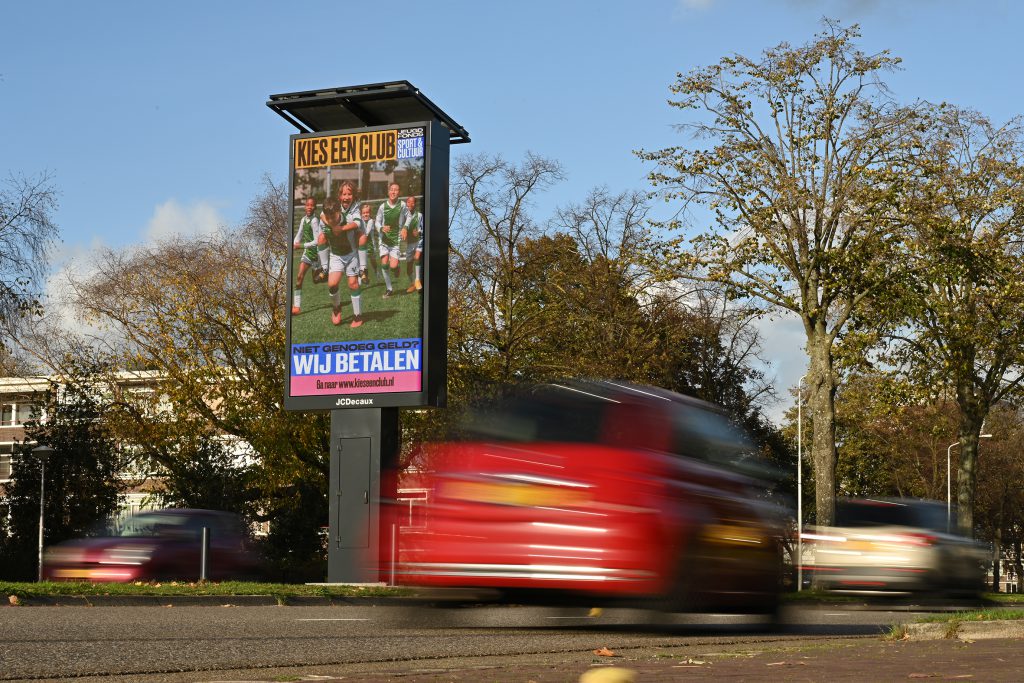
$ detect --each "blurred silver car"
[804,498,987,595]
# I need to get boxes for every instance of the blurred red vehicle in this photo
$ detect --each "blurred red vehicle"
[393,380,786,613]
[42,509,262,582]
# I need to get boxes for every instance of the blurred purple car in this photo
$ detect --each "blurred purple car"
[43,509,262,582]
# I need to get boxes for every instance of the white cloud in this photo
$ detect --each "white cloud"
[39,237,110,339]
[755,311,807,425]
[145,199,225,242]
[29,199,227,351]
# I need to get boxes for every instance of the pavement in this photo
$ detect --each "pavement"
[12,593,1024,639]
[451,637,1021,682]
[337,643,1024,683]
[5,593,417,607]
[32,636,1020,682]
[260,637,1024,682]
[6,596,1024,682]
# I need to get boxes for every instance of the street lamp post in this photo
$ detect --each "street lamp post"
[946,434,992,532]
[797,374,806,591]
[31,445,54,582]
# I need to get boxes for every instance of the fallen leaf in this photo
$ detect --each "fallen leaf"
[907,674,940,679]
[680,658,708,665]
[8,595,20,606]
[766,662,786,666]
[593,647,616,657]
[588,607,603,617]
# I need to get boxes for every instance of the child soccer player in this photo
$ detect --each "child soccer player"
[291,197,330,314]
[402,195,423,293]
[357,203,377,285]
[375,182,407,298]
[322,182,365,328]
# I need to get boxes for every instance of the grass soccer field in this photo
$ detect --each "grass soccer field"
[289,252,423,345]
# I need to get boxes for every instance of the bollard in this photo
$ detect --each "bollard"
[200,527,210,581]
[390,523,397,586]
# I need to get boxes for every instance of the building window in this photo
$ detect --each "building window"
[0,443,14,482]
[1,402,37,426]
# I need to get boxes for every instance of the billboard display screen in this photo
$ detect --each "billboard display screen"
[285,123,443,410]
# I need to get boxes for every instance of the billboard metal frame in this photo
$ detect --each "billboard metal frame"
[283,120,449,411]
[268,81,470,145]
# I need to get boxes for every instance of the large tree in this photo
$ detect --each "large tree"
[0,172,59,350]
[639,21,913,524]
[58,178,331,574]
[447,152,566,386]
[67,178,327,482]
[830,371,958,501]
[0,375,125,580]
[885,104,1024,535]
[975,404,1024,590]
[440,154,784,467]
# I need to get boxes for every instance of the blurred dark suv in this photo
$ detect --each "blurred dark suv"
[43,509,262,582]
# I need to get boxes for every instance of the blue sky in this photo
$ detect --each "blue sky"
[2,0,1020,417]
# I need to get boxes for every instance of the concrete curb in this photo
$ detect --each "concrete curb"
[906,620,1024,641]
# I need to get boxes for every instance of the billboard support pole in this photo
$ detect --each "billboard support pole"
[328,407,399,583]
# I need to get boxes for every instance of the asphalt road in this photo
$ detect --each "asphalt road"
[0,603,953,682]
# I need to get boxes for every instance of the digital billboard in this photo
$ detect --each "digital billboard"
[285,122,446,410]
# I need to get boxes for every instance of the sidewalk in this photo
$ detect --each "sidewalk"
[300,636,1024,682]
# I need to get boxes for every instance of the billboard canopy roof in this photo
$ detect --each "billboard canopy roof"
[267,81,470,144]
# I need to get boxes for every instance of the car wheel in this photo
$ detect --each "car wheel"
[664,533,713,614]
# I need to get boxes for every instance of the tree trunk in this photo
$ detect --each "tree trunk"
[952,371,990,538]
[806,331,839,526]
[955,411,985,537]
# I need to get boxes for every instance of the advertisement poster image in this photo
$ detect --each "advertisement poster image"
[288,126,427,401]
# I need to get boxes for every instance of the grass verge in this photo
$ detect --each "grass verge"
[983,591,1024,604]
[1,580,414,600]
[913,608,1024,624]
[883,623,909,641]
